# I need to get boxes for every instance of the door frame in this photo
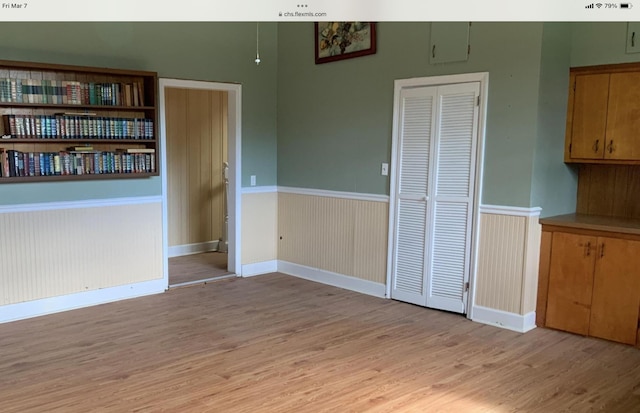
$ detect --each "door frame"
[385,72,488,318]
[159,78,242,285]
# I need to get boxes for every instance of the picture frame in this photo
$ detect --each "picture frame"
[314,22,377,64]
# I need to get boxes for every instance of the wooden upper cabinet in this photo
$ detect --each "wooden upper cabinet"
[565,63,640,164]
[569,74,609,160]
[605,72,640,160]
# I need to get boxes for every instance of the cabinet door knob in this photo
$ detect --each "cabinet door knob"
[593,139,599,153]
[586,241,591,256]
[600,243,605,258]
[432,44,436,59]
[607,140,614,154]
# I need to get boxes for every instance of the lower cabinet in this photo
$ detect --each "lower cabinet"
[545,231,640,345]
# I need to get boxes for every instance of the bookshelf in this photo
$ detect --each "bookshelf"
[0,59,158,182]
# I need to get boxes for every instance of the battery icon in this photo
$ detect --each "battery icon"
[621,3,632,8]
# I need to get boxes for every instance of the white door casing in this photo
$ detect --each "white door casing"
[387,73,487,315]
[159,78,242,285]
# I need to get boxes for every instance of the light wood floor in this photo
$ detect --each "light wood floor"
[1,273,640,412]
[169,251,230,285]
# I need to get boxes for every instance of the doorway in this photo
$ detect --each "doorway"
[386,73,487,317]
[159,79,242,288]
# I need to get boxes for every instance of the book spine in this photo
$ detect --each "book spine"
[3,114,15,137]
[41,80,48,104]
[36,80,43,104]
[28,152,35,176]
[33,153,40,176]
[38,153,44,176]
[89,83,96,105]
[17,151,24,176]
[82,83,89,105]
[82,117,89,139]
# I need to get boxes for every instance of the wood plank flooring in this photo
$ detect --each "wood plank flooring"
[1,273,640,412]
[169,251,230,285]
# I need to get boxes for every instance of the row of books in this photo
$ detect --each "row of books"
[2,114,154,140]
[0,78,146,107]
[0,148,156,178]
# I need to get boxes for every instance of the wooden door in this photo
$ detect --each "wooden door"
[589,236,640,345]
[546,232,597,335]
[166,87,227,249]
[570,74,609,160]
[605,72,640,160]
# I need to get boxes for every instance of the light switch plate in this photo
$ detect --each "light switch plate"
[381,163,389,176]
[250,175,256,186]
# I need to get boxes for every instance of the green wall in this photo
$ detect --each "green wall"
[531,23,577,217]
[571,22,640,67]
[0,22,278,205]
[4,22,638,211]
[277,22,547,207]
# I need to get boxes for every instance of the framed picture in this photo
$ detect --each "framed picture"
[315,22,377,64]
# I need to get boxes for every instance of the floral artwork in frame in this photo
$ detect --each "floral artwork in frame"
[315,22,377,64]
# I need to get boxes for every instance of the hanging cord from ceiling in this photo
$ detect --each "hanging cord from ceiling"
[255,22,261,65]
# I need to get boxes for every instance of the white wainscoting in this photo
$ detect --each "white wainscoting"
[0,196,165,323]
[278,188,389,285]
[470,205,542,332]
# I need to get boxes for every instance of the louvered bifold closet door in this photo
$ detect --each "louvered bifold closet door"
[391,86,437,305]
[427,82,480,313]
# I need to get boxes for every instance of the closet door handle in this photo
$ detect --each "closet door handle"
[432,44,436,59]
[593,139,599,153]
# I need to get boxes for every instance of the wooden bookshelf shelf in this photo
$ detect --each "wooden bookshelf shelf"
[0,59,158,181]
[2,138,154,144]
[0,102,156,111]
[0,172,157,183]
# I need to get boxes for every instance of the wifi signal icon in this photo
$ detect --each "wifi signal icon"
[596,2,603,7]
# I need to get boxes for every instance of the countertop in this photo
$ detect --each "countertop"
[539,213,640,235]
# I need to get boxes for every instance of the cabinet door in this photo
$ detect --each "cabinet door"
[429,22,470,64]
[546,232,597,335]
[570,74,609,160]
[589,236,640,345]
[605,72,640,160]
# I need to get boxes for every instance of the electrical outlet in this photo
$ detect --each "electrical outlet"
[381,163,389,176]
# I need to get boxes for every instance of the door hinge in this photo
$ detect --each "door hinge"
[464,282,469,292]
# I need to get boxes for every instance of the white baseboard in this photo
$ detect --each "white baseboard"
[278,261,386,298]
[168,241,219,258]
[471,305,536,333]
[241,260,278,277]
[0,279,166,324]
